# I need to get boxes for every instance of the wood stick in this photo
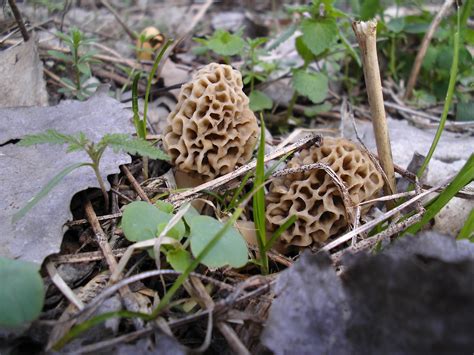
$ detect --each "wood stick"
[352,20,397,208]
[404,0,455,99]
[7,0,29,42]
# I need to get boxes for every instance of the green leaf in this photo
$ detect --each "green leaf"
[13,162,91,223]
[18,129,81,147]
[154,200,174,213]
[249,90,273,112]
[101,134,169,160]
[405,154,474,235]
[122,201,184,242]
[0,258,44,327]
[47,50,72,62]
[300,18,338,56]
[166,247,192,273]
[157,221,185,241]
[265,215,297,252]
[303,102,333,117]
[293,70,328,103]
[189,216,248,269]
[76,63,91,77]
[422,46,438,70]
[267,23,297,51]
[458,208,474,241]
[207,30,245,56]
[456,102,474,121]
[252,115,268,274]
[359,0,381,20]
[295,35,314,64]
[387,17,405,33]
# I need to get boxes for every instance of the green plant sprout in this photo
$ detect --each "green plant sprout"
[121,200,248,271]
[48,28,100,100]
[13,130,169,222]
[52,204,248,350]
[131,38,173,179]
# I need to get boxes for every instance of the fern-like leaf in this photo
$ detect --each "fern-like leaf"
[101,134,169,160]
[19,129,85,150]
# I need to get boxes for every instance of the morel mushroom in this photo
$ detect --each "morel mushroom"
[266,137,384,250]
[163,63,259,180]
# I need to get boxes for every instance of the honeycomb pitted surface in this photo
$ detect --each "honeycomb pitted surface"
[163,63,259,180]
[266,137,384,249]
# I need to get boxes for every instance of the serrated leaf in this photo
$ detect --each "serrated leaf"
[267,23,298,51]
[102,134,169,160]
[249,90,273,112]
[293,70,328,103]
[189,216,248,269]
[0,257,44,327]
[301,18,338,56]
[207,30,245,56]
[18,129,80,147]
[166,248,192,273]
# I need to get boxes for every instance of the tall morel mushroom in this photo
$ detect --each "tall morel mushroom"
[163,63,259,180]
[266,137,384,250]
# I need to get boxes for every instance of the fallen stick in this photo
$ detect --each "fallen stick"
[352,20,397,208]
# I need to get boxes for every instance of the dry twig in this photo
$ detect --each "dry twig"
[404,0,455,99]
[352,20,397,207]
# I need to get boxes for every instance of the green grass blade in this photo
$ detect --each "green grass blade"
[404,154,474,235]
[12,162,91,223]
[457,208,474,241]
[142,39,173,136]
[416,8,460,179]
[252,114,269,274]
[228,171,253,210]
[265,215,297,252]
[131,73,143,137]
[53,310,149,350]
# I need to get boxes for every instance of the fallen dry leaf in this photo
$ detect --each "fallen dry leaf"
[0,88,133,264]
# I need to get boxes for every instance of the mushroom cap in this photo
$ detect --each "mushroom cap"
[266,137,384,249]
[163,63,259,180]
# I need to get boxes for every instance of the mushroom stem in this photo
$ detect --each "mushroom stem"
[352,20,396,208]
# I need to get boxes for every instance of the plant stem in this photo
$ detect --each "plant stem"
[286,91,298,120]
[73,42,81,92]
[7,0,29,42]
[91,164,109,211]
[352,20,397,209]
[416,4,460,180]
[404,0,455,99]
[142,39,173,180]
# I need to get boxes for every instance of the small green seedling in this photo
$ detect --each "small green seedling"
[121,201,248,270]
[14,130,168,222]
[0,257,45,327]
[48,28,100,100]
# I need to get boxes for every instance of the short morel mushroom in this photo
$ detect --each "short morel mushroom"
[163,63,259,180]
[266,137,384,250]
